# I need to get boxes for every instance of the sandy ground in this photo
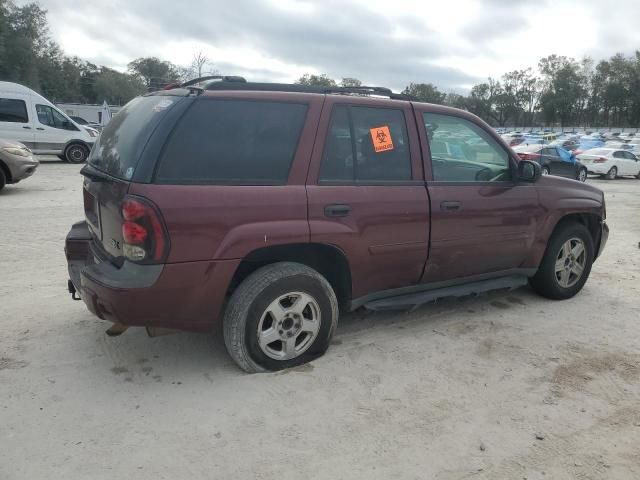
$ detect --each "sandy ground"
[1,160,639,480]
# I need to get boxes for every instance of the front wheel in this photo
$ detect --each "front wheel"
[529,222,594,300]
[541,166,550,176]
[65,143,89,164]
[223,262,339,373]
[577,168,587,182]
[605,166,617,180]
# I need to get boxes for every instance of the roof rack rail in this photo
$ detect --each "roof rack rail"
[203,81,410,100]
[163,75,247,92]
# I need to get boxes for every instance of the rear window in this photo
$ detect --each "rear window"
[0,98,28,123]
[155,99,308,185]
[88,95,180,179]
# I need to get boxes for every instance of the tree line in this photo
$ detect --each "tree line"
[1,1,639,127]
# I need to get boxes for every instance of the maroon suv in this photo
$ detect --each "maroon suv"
[65,79,608,372]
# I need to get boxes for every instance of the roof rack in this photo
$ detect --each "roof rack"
[162,75,247,93]
[203,81,410,100]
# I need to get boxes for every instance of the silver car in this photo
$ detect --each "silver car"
[0,139,39,191]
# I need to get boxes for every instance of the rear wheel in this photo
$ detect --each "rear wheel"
[223,262,339,373]
[577,168,587,182]
[605,166,617,180]
[541,166,550,176]
[65,143,89,164]
[529,222,594,300]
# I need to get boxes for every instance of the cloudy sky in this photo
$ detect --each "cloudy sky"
[18,0,640,92]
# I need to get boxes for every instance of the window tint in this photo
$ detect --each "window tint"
[622,151,635,160]
[319,105,411,182]
[0,98,28,123]
[36,104,78,130]
[90,95,181,179]
[613,151,625,159]
[423,113,511,182]
[156,99,307,184]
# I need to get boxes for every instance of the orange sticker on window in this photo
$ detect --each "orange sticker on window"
[370,125,394,153]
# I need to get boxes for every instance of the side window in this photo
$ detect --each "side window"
[613,151,625,159]
[320,105,411,182]
[156,99,308,185]
[423,113,511,182]
[623,151,635,160]
[0,98,28,123]
[36,104,78,130]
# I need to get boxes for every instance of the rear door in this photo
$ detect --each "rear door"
[416,108,542,282]
[306,97,429,299]
[619,150,637,175]
[0,96,35,148]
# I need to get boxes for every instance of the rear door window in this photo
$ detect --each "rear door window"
[319,105,411,182]
[0,98,28,123]
[89,95,181,179]
[155,99,308,185]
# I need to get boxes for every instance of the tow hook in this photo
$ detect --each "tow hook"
[106,323,129,337]
[68,280,81,301]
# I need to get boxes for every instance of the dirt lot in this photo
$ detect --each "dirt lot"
[1,161,639,480]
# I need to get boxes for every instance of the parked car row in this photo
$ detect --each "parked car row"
[501,129,640,180]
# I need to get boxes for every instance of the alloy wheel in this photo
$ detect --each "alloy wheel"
[257,292,321,360]
[554,237,587,288]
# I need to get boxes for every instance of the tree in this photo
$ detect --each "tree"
[94,68,145,105]
[538,55,587,127]
[128,56,180,91]
[401,83,446,104]
[295,73,337,87]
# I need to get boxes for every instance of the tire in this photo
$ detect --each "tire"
[529,221,594,300]
[65,143,89,164]
[542,166,550,176]
[223,262,339,373]
[636,169,640,179]
[0,168,5,191]
[605,166,617,180]
[577,168,587,182]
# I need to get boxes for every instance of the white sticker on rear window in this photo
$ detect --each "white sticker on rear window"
[152,99,174,112]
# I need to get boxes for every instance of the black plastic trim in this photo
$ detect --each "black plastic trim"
[350,268,537,311]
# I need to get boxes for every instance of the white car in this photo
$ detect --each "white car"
[0,81,97,163]
[576,148,640,179]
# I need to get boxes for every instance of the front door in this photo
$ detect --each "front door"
[33,103,77,154]
[306,98,429,299]
[416,109,543,282]
[0,96,35,148]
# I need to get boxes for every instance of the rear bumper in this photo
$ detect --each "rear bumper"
[586,164,612,175]
[65,221,239,332]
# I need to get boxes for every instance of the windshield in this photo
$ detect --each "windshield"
[88,95,179,179]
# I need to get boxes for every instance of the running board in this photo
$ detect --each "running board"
[364,275,528,311]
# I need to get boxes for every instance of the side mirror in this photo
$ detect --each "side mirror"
[517,159,541,182]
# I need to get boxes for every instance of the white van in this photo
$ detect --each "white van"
[0,81,97,163]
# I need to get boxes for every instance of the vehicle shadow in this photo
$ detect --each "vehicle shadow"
[88,285,540,380]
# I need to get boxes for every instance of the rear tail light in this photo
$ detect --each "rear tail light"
[518,153,540,161]
[594,157,607,163]
[121,196,169,264]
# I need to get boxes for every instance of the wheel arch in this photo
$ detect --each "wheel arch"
[228,243,352,312]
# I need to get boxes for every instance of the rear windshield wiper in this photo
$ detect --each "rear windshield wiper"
[80,164,111,182]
